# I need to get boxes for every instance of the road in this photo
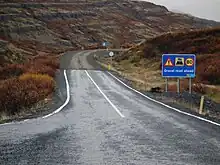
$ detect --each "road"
[0,50,220,165]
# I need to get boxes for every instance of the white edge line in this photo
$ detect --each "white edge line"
[42,69,70,118]
[85,70,125,118]
[0,70,70,126]
[107,71,220,127]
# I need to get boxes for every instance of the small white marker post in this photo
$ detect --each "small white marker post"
[109,51,114,70]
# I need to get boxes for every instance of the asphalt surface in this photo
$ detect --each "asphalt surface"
[1,50,220,165]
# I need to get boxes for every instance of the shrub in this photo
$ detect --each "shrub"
[192,83,206,94]
[19,73,55,89]
[34,58,59,70]
[0,64,25,80]
[0,55,60,80]
[129,54,141,63]
[0,74,55,115]
[197,54,220,85]
[26,63,56,77]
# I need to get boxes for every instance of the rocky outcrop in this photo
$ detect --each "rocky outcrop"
[0,0,220,50]
[34,11,97,21]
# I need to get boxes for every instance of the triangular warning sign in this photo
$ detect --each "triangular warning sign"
[164,58,174,67]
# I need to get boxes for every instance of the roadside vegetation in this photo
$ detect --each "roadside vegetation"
[105,27,220,103]
[0,48,60,119]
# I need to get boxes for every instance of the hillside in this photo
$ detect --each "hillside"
[1,0,220,65]
[116,27,220,84]
[110,27,220,102]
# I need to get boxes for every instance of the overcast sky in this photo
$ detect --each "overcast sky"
[141,0,220,22]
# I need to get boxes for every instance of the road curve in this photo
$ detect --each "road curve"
[0,50,220,165]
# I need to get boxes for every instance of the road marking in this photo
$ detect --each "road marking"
[85,70,125,118]
[42,69,70,118]
[0,70,70,126]
[108,72,220,127]
[0,122,13,126]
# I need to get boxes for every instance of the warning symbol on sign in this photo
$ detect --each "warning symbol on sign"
[164,58,174,67]
[185,58,194,66]
[175,57,184,66]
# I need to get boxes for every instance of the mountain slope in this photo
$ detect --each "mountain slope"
[1,0,220,56]
[110,27,220,102]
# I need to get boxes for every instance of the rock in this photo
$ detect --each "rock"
[150,87,162,93]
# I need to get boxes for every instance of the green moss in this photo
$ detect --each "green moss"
[207,91,220,103]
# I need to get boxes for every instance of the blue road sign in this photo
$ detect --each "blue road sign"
[162,54,196,78]
[102,42,110,47]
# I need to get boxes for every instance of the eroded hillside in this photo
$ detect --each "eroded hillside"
[1,0,220,60]
[109,27,220,102]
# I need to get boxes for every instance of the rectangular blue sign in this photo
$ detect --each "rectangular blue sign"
[162,54,196,78]
[102,42,110,47]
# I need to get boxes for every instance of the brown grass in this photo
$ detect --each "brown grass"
[0,55,60,80]
[12,40,66,54]
[168,80,220,102]
[0,64,25,80]
[0,74,55,115]
[196,54,220,85]
[112,27,220,102]
[117,27,220,85]
[0,54,60,116]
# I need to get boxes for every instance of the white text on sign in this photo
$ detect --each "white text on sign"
[164,69,194,73]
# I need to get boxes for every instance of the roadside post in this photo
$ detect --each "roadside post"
[165,78,168,92]
[177,78,180,93]
[162,54,196,93]
[109,51,114,70]
[189,78,192,94]
[199,95,205,114]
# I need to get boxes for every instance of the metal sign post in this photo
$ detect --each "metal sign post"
[165,78,168,92]
[177,78,180,93]
[162,54,196,94]
[189,78,192,94]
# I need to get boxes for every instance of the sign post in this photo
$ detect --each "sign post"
[177,78,180,93]
[109,51,114,70]
[189,78,192,94]
[162,54,196,93]
[165,78,168,92]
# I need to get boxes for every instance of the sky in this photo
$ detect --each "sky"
[141,0,220,22]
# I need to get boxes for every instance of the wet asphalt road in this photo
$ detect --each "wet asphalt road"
[1,50,220,165]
